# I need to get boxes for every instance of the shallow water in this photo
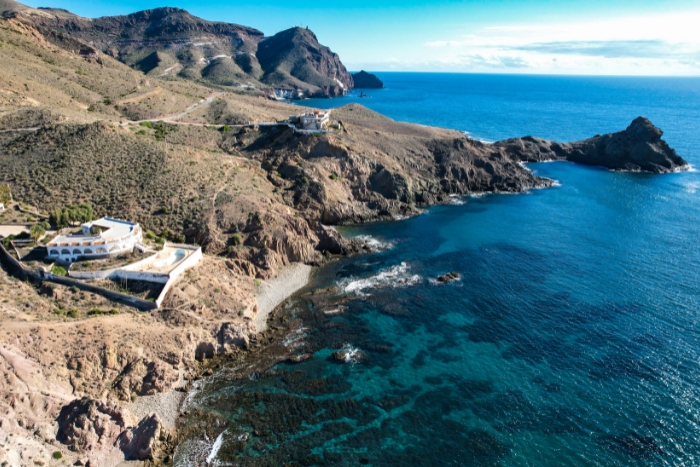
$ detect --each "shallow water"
[175,74,700,466]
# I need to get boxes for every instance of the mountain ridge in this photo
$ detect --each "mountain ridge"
[2,0,352,96]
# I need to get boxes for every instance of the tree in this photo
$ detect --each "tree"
[30,224,45,242]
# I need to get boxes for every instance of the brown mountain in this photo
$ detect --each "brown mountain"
[1,0,352,96]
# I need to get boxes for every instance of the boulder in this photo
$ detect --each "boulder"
[437,272,461,283]
[218,322,250,351]
[287,353,312,363]
[119,413,163,460]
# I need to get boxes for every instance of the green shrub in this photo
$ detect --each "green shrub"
[67,309,79,318]
[145,230,156,240]
[103,97,111,105]
[50,265,67,276]
[238,310,244,317]
[214,288,221,293]
[254,279,261,287]
[329,173,338,180]
[220,125,231,133]
[88,308,119,316]
[52,451,62,459]
[139,121,153,129]
[175,234,186,243]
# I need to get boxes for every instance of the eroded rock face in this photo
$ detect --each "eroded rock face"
[119,413,163,461]
[218,322,251,351]
[110,358,178,401]
[496,117,688,173]
[56,398,135,453]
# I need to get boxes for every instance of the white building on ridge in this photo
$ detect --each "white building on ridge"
[46,217,142,263]
[289,110,331,130]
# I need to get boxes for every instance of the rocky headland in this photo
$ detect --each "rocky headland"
[0,4,690,466]
[496,116,687,173]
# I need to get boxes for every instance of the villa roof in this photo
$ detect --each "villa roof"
[48,217,139,246]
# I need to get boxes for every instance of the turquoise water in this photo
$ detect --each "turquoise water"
[177,74,700,466]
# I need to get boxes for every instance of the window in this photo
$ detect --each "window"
[83,249,93,255]
[50,250,59,256]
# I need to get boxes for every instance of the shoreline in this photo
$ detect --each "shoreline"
[253,262,313,332]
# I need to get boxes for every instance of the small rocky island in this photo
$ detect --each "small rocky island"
[352,70,384,88]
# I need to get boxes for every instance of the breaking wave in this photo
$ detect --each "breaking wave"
[343,262,421,296]
[355,235,394,251]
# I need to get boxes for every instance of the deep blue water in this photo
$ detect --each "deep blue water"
[176,74,700,466]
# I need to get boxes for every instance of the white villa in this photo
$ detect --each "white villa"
[46,217,142,263]
[289,110,331,130]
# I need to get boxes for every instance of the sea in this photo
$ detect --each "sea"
[175,74,700,466]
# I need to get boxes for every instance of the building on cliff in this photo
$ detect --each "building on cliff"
[289,110,331,130]
[46,217,142,263]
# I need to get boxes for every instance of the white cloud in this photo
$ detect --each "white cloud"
[414,10,700,74]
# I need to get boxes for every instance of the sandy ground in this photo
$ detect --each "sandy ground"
[124,390,185,430]
[254,263,313,332]
[0,224,30,237]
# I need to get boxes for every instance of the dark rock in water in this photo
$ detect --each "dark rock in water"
[437,272,461,283]
[287,353,312,363]
[352,70,384,89]
[496,117,688,173]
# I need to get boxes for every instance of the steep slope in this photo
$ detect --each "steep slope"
[257,27,353,97]
[3,1,353,96]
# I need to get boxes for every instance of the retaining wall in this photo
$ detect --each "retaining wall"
[155,244,203,308]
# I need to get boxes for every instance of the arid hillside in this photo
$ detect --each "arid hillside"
[1,0,353,96]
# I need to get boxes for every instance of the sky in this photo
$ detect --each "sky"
[23,0,700,75]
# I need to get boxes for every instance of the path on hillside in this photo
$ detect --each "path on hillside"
[1,91,355,142]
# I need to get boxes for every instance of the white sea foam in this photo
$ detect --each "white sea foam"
[323,306,346,315]
[355,235,394,251]
[448,194,465,205]
[339,343,363,364]
[206,430,226,465]
[343,262,421,296]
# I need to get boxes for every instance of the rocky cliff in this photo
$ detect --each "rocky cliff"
[1,0,352,96]
[495,117,687,173]
[257,27,353,97]
[353,70,384,88]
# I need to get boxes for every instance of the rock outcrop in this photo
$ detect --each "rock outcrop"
[352,70,384,89]
[56,398,135,453]
[496,117,688,173]
[119,414,164,461]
